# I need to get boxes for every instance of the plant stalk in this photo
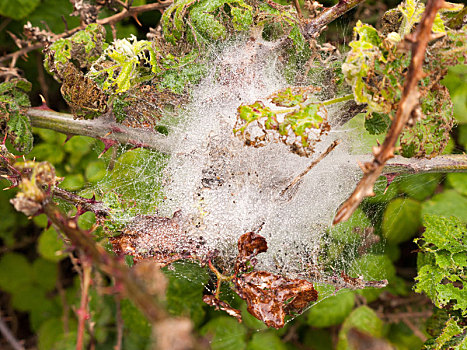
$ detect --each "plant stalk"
[27,108,174,153]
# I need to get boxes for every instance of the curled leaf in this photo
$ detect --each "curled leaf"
[234,271,318,328]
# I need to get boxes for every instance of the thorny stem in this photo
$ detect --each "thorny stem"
[76,256,92,350]
[0,1,173,64]
[333,0,448,225]
[43,202,165,323]
[26,108,173,153]
[302,0,365,39]
[53,187,110,217]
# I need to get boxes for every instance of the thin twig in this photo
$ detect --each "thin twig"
[280,139,341,197]
[76,256,92,350]
[0,1,173,64]
[333,0,447,225]
[0,311,24,350]
[302,0,365,39]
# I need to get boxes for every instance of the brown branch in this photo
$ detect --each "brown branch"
[0,1,173,64]
[302,0,365,39]
[333,0,447,225]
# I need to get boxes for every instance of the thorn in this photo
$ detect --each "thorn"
[63,134,73,145]
[2,133,7,145]
[34,95,54,111]
[357,160,367,173]
[132,14,142,26]
[376,139,381,147]
[98,139,118,158]
[372,145,381,156]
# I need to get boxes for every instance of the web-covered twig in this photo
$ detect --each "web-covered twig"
[302,0,365,39]
[0,1,173,65]
[333,0,448,225]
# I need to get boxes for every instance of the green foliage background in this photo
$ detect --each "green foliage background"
[0,0,466,349]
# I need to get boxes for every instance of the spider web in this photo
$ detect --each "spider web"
[89,36,442,328]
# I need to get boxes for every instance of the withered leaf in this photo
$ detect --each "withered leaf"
[235,230,267,273]
[202,295,242,322]
[234,271,318,329]
[60,63,108,119]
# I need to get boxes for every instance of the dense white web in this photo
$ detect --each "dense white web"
[89,35,431,325]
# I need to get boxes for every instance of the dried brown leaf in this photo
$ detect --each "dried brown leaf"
[234,271,318,328]
[202,295,242,322]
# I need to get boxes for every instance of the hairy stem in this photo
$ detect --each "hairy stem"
[333,0,447,225]
[302,0,365,39]
[27,108,174,153]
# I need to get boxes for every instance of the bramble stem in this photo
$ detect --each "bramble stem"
[44,202,165,323]
[76,256,91,350]
[26,108,174,153]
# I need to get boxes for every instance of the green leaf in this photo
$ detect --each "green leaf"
[329,208,370,244]
[7,112,33,153]
[364,112,391,135]
[382,198,421,244]
[446,173,467,196]
[433,318,465,349]
[37,227,66,262]
[59,174,85,191]
[120,299,151,338]
[414,215,467,317]
[337,306,384,350]
[421,190,467,223]
[163,261,209,326]
[0,0,40,20]
[0,252,33,293]
[397,173,441,201]
[11,285,48,312]
[307,290,355,328]
[32,258,58,291]
[201,316,247,350]
[350,254,395,302]
[37,317,65,350]
[246,332,287,350]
